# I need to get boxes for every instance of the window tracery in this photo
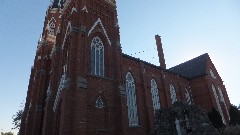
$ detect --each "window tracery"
[170,84,177,104]
[126,72,138,126]
[218,86,230,120]
[212,84,225,124]
[185,88,192,105]
[151,79,160,111]
[48,18,56,36]
[91,36,104,76]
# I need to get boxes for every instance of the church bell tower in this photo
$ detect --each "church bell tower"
[20,0,124,135]
[50,0,123,134]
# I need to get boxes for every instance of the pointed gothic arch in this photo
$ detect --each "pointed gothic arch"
[211,84,226,124]
[217,86,230,120]
[185,88,192,105]
[88,18,112,46]
[62,21,72,49]
[94,95,108,130]
[47,17,56,35]
[210,68,217,79]
[151,79,160,112]
[95,96,105,109]
[170,84,177,104]
[125,72,139,126]
[91,36,104,76]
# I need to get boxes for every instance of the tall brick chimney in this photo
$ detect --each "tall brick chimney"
[155,35,166,69]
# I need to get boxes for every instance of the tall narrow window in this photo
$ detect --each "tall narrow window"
[210,69,216,79]
[185,88,192,105]
[170,84,177,104]
[151,79,160,112]
[91,36,104,76]
[126,72,138,126]
[212,84,225,124]
[218,86,230,120]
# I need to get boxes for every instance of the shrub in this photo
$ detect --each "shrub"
[208,107,224,131]
[221,125,240,135]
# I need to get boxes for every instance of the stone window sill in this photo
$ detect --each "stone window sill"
[129,125,141,128]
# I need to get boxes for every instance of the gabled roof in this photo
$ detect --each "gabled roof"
[167,53,209,79]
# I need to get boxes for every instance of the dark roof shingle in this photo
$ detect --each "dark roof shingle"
[167,53,209,79]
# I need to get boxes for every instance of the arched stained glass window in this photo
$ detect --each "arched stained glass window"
[126,72,138,126]
[170,84,177,104]
[91,36,104,76]
[151,79,160,111]
[218,86,230,120]
[185,88,192,105]
[212,84,226,124]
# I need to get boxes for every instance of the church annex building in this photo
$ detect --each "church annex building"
[20,0,231,135]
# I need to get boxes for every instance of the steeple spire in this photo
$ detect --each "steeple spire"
[104,0,116,6]
[50,0,65,9]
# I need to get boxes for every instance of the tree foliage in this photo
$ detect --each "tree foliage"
[12,101,24,134]
[223,125,240,135]
[229,104,240,125]
[1,132,14,135]
[12,109,23,130]
[208,107,224,131]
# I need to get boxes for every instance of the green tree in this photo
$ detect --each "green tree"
[12,109,23,130]
[229,104,240,125]
[208,107,224,131]
[1,132,14,135]
[12,101,24,134]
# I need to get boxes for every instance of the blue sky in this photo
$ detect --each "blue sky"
[0,0,239,133]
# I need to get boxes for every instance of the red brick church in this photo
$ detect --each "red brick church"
[20,0,231,135]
